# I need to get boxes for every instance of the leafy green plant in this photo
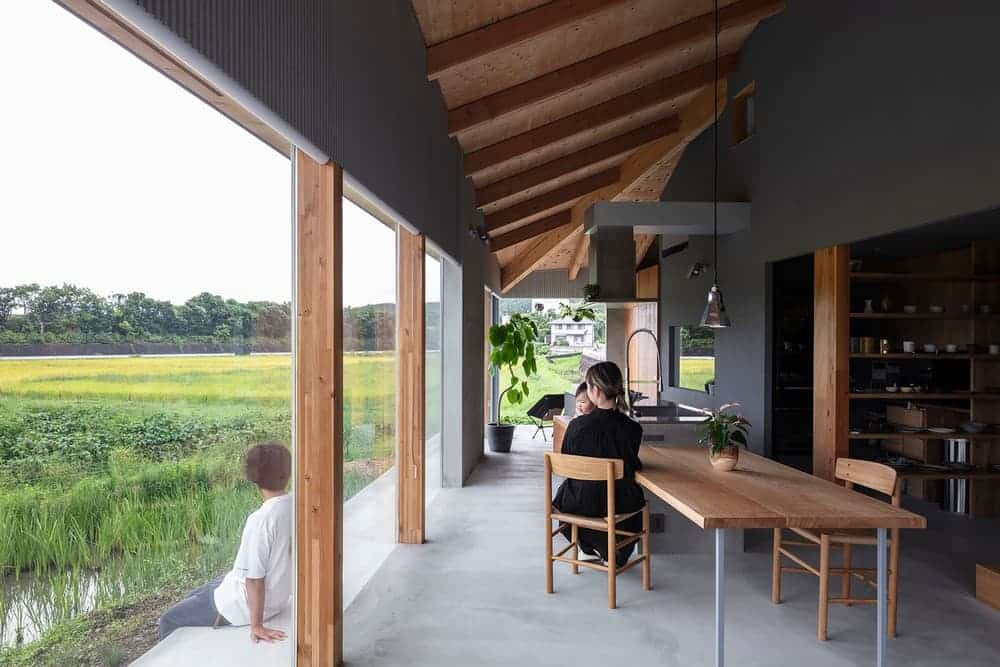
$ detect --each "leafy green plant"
[488,314,540,424]
[556,301,597,322]
[698,403,750,455]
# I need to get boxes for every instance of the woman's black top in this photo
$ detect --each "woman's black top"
[552,407,645,563]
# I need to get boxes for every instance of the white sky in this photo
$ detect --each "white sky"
[0,1,408,307]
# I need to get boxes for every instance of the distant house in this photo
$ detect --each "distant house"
[548,318,595,348]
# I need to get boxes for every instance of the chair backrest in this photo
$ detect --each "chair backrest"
[835,458,899,502]
[546,452,623,481]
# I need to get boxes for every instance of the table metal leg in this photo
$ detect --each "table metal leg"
[716,528,725,667]
[877,527,887,667]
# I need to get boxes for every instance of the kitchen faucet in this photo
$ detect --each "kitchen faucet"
[625,328,662,418]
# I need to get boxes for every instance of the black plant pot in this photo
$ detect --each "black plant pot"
[487,423,515,453]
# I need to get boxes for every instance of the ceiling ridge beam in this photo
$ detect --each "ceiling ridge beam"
[484,168,619,234]
[464,54,738,178]
[489,210,574,252]
[476,114,681,209]
[448,0,782,136]
[501,83,726,291]
[426,0,631,81]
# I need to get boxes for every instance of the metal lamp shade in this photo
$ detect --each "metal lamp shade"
[700,284,731,328]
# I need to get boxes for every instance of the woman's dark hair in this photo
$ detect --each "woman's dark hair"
[245,443,291,492]
[585,361,627,412]
[575,382,589,397]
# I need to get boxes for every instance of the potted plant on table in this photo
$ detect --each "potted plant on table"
[699,403,750,472]
[487,313,540,453]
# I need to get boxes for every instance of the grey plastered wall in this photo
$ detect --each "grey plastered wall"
[658,0,1000,454]
[125,1,500,482]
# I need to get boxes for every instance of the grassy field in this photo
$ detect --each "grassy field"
[678,356,715,393]
[0,351,412,663]
[497,353,583,423]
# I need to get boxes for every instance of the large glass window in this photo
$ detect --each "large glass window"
[675,325,716,393]
[341,198,397,607]
[0,2,293,662]
[425,253,443,505]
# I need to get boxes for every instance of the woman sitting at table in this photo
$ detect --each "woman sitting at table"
[553,361,645,567]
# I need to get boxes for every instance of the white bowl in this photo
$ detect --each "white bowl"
[903,305,917,314]
[923,344,937,353]
[945,344,958,353]
[929,305,944,314]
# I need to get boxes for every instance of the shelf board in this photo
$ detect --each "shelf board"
[849,432,1000,441]
[850,312,977,320]
[850,353,970,359]
[850,272,1000,282]
[850,392,1000,400]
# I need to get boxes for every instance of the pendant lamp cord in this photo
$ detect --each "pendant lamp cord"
[712,0,719,286]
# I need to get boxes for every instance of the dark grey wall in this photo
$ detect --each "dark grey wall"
[659,0,1000,453]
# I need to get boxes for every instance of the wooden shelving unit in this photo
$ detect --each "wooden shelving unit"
[813,241,1000,516]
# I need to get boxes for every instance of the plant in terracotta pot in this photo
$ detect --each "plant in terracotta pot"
[699,403,750,472]
[487,313,540,452]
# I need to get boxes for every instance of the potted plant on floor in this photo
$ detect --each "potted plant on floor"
[699,403,750,472]
[487,313,540,453]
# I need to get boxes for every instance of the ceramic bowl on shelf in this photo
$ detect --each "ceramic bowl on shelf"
[927,426,956,435]
[945,344,958,353]
[923,344,937,353]
[903,305,917,314]
[886,385,899,393]
[900,386,913,393]
[929,305,945,314]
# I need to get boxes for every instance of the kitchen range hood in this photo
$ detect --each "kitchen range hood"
[587,226,655,307]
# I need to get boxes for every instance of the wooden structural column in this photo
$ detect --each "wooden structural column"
[398,227,426,544]
[813,245,850,481]
[294,150,343,666]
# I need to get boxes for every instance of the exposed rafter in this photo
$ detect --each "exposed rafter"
[635,234,658,264]
[425,0,630,81]
[448,0,783,136]
[501,82,726,291]
[568,233,590,281]
[484,167,619,234]
[464,55,738,178]
[489,210,574,252]
[476,115,680,208]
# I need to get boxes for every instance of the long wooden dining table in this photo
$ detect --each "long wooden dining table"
[635,445,926,667]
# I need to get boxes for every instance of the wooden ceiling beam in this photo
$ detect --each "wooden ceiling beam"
[476,114,680,208]
[568,232,590,281]
[426,0,630,81]
[484,167,619,234]
[489,210,574,252]
[449,0,782,136]
[635,234,657,265]
[501,83,726,292]
[464,55,738,178]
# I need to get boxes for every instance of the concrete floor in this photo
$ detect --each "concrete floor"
[344,427,1000,666]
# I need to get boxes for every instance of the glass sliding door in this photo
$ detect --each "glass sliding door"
[424,253,443,507]
[340,197,397,608]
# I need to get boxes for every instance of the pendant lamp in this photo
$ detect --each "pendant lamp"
[700,0,732,329]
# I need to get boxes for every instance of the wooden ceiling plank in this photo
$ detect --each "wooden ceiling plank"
[635,233,657,265]
[489,210,574,252]
[464,55,738,177]
[484,167,619,233]
[448,0,783,136]
[476,114,680,208]
[500,83,725,290]
[426,0,630,81]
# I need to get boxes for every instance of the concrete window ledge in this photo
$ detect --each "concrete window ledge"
[132,605,292,666]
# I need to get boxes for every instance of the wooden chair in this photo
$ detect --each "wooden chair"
[544,452,651,609]
[772,458,902,640]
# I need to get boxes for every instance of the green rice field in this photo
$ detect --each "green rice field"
[678,356,715,393]
[0,351,418,663]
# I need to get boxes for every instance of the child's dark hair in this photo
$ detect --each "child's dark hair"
[575,382,588,397]
[245,443,291,492]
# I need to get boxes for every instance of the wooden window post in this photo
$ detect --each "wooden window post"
[294,150,343,666]
[813,245,850,481]
[398,227,426,543]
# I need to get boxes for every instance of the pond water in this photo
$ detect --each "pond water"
[0,545,228,649]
